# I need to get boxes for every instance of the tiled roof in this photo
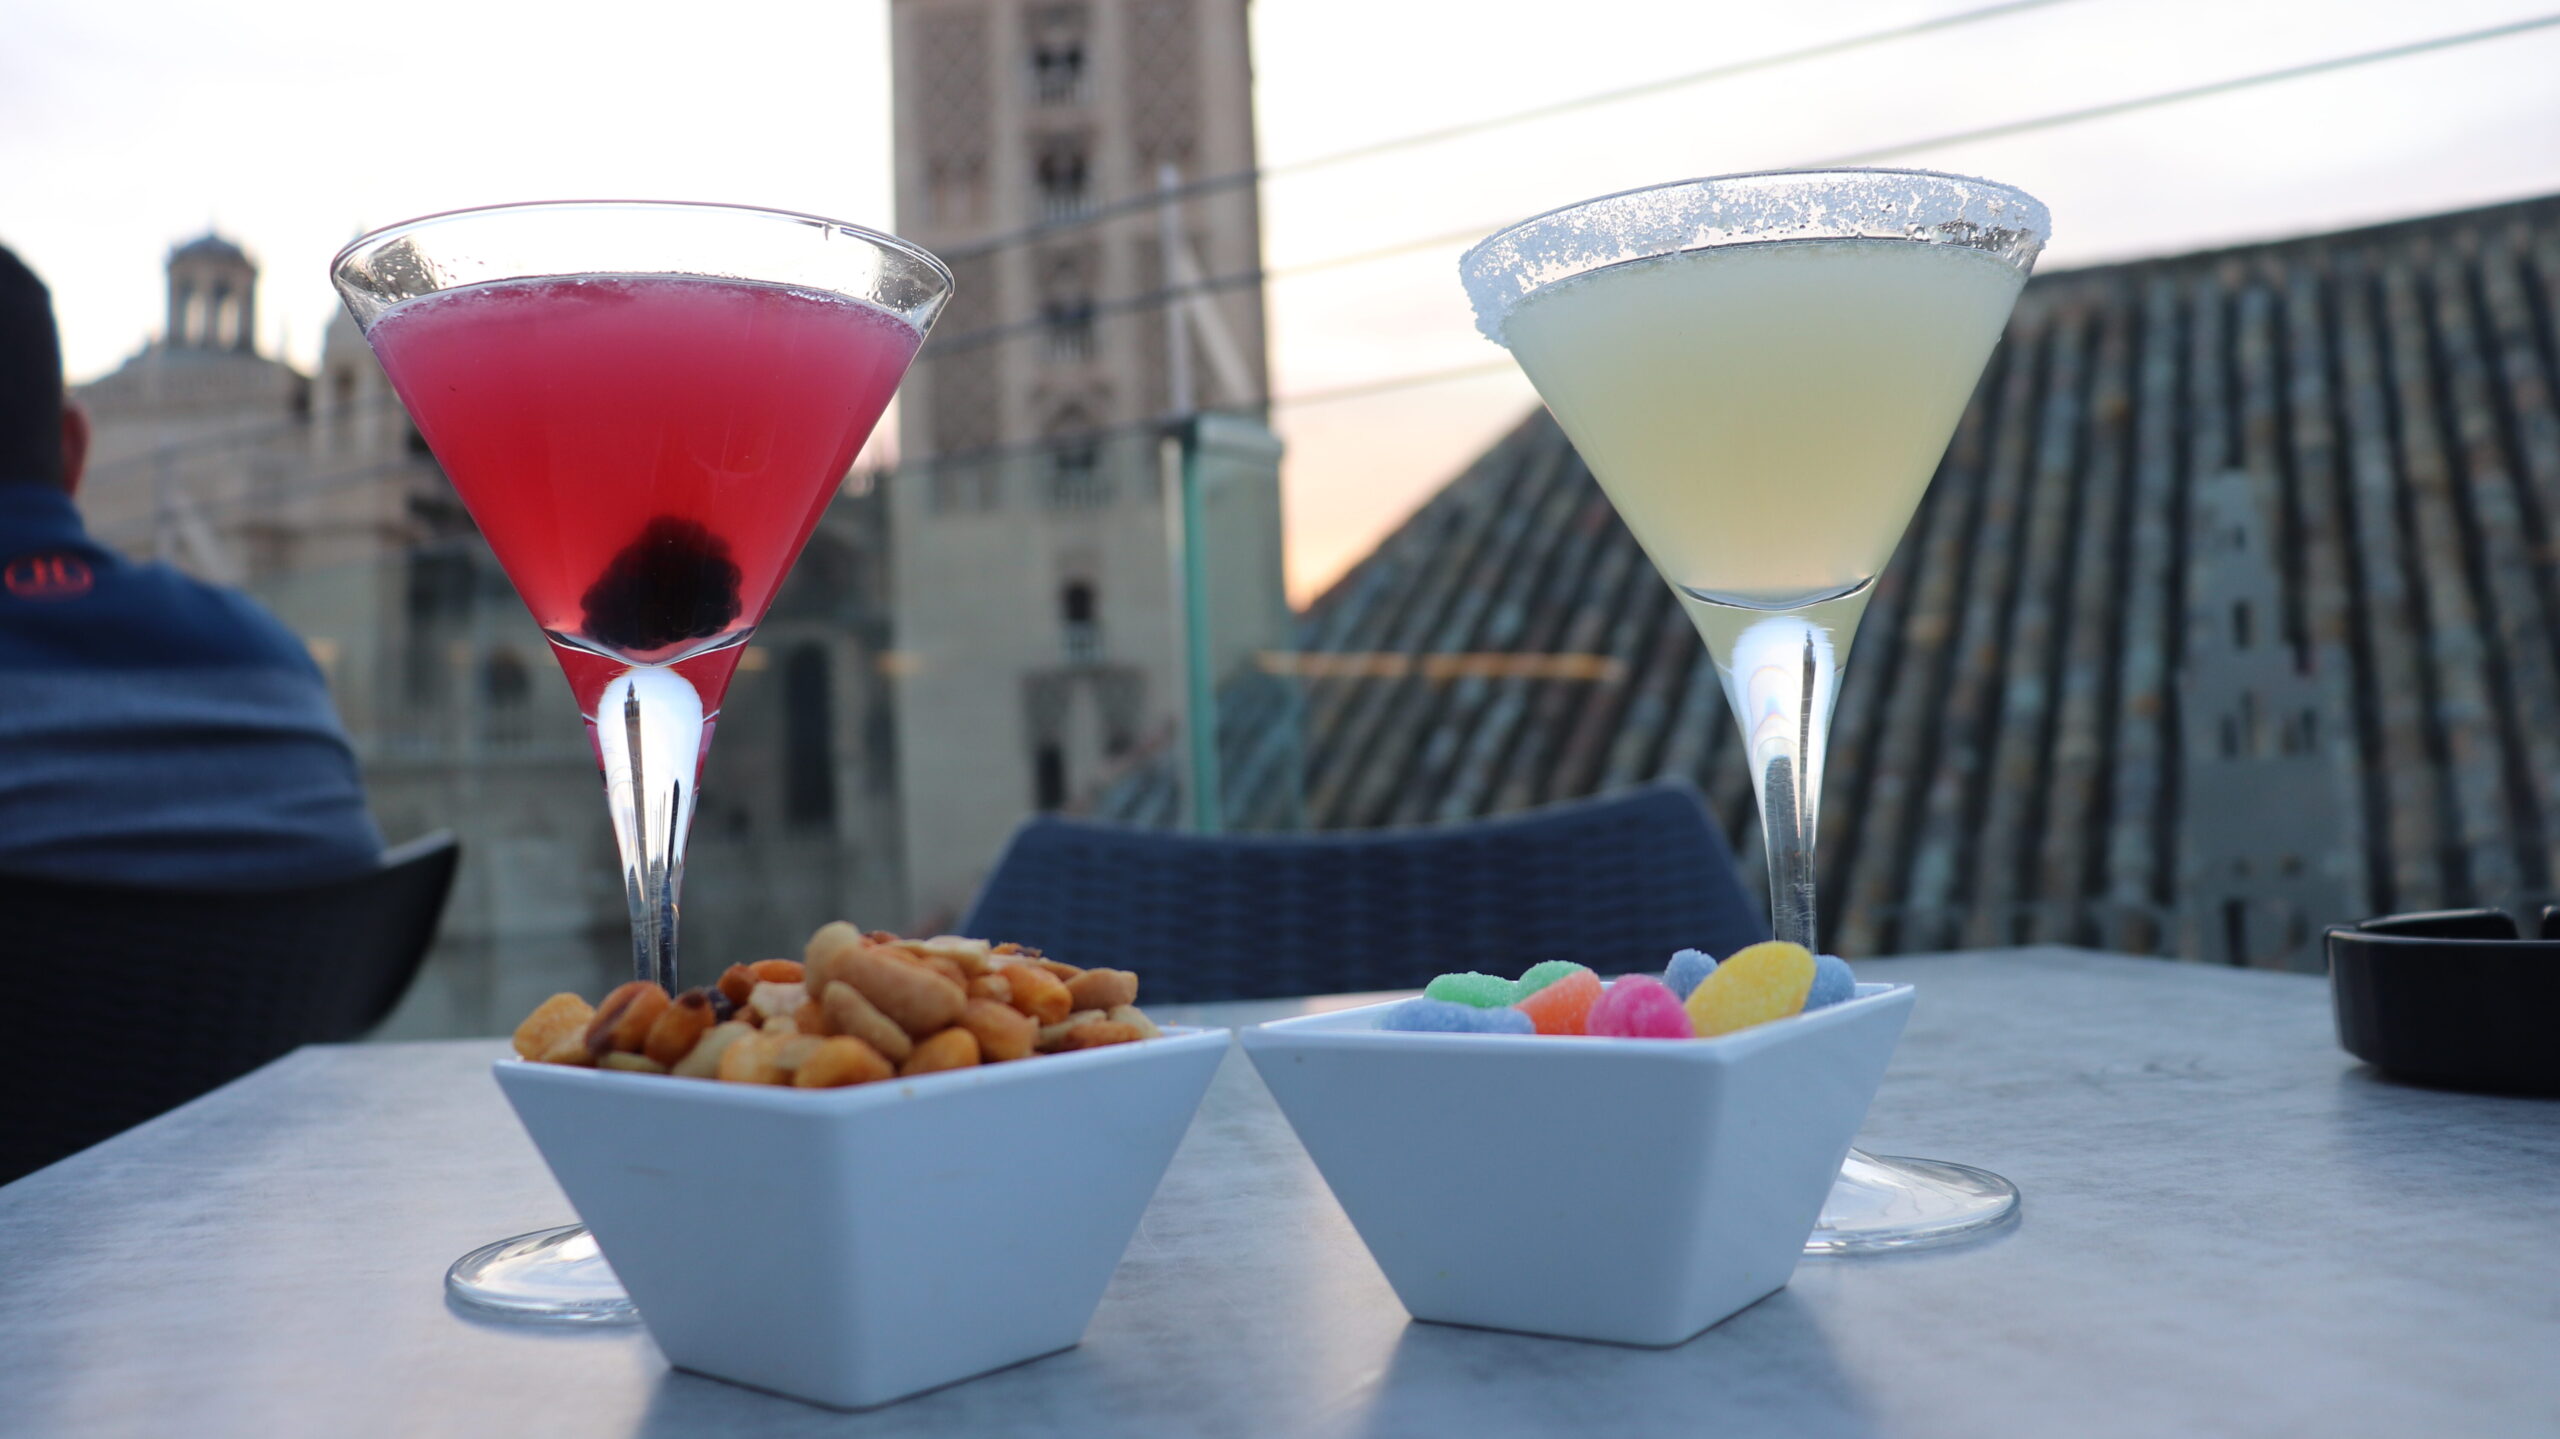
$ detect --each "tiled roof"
[1099,193,2560,957]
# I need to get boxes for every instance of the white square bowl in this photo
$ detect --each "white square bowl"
[493,1025,1228,1410]
[1238,983,1913,1347]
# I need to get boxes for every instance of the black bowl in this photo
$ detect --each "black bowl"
[2324,908,2560,1095]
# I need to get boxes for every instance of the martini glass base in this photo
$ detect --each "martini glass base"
[445,1223,640,1324]
[1804,1149,2019,1255]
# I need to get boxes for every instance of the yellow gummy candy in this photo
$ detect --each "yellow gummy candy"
[1685,941,1817,1037]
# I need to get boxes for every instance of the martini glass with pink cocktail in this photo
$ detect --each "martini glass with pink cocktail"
[333,201,950,1322]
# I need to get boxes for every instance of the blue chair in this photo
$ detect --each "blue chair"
[961,782,1765,1003]
[0,832,460,1181]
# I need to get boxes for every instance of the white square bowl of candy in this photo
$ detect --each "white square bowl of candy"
[497,1028,1225,1409]
[1237,951,1912,1348]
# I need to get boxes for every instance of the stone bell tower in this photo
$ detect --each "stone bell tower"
[887,0,1287,925]
[165,234,260,353]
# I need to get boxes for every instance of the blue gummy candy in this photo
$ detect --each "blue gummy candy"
[1380,998,1536,1034]
[1664,948,1718,999]
[1805,953,1857,1010]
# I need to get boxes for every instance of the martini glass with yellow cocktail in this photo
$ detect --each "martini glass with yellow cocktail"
[1463,168,2048,1252]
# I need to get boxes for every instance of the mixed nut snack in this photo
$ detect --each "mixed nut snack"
[512,924,1160,1088]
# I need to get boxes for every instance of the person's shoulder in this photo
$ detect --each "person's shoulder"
[111,562,323,673]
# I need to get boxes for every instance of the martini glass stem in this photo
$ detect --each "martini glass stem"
[1719,614,1839,950]
[594,665,708,991]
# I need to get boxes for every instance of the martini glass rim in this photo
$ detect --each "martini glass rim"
[329,198,953,320]
[1459,166,2049,345]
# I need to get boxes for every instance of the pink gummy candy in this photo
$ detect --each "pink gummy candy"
[1587,975,1695,1039]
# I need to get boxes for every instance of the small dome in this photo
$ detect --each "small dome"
[170,232,252,267]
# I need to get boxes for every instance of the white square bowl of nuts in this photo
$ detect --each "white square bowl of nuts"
[495,923,1226,1411]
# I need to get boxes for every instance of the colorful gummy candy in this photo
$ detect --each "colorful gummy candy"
[1398,945,1855,1040]
[1805,953,1857,1011]
[1684,941,1817,1037]
[1587,974,1694,1039]
[1515,969,1604,1035]
[1381,997,1536,1034]
[1421,972,1518,1009]
[1664,948,1717,1000]
[1513,959,1590,999]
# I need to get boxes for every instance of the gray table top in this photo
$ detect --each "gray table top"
[3,947,2555,1438]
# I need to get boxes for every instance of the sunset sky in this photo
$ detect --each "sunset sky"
[7,0,2558,601]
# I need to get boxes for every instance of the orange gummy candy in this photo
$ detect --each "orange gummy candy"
[1515,969,1604,1036]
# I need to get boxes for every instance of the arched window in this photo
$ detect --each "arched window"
[1035,133,1091,220]
[1046,402,1106,509]
[1061,579,1100,662]
[211,282,239,348]
[784,644,838,827]
[1028,4,1089,104]
[482,649,532,745]
[1034,743,1067,810]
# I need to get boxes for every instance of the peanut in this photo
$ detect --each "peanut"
[716,963,759,1008]
[1064,968,1138,1014]
[585,981,671,1057]
[967,972,1014,1005]
[1037,1009,1107,1051]
[539,1027,597,1066]
[745,980,807,1025]
[794,1036,893,1088]
[513,992,594,1062]
[1035,958,1084,983]
[599,1052,669,1075]
[1106,1004,1163,1040]
[774,1033,828,1074]
[803,920,866,961]
[642,989,719,1066]
[1057,1019,1144,1051]
[900,1026,981,1075]
[673,1020,756,1078]
[716,1031,790,1084]
[918,954,971,991]
[839,946,966,1036]
[747,958,805,986]
[959,998,1037,1062]
[1003,964,1073,1025]
[802,922,869,997]
[912,936,998,978]
[821,981,914,1063]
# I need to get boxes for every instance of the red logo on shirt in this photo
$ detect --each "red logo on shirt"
[5,553,94,600]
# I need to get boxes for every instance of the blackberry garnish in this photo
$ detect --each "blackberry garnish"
[581,516,744,653]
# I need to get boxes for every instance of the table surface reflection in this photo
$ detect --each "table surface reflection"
[4,947,2555,1439]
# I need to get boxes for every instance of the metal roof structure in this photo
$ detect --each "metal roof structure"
[1099,192,2560,959]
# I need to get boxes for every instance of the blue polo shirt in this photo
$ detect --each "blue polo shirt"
[0,480,382,888]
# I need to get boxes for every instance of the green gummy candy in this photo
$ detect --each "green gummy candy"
[1423,972,1518,1008]
[1513,960,1592,999]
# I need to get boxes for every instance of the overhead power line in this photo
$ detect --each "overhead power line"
[937,0,2092,263]
[1242,12,2560,285]
[1808,11,2560,166]
[919,14,2560,369]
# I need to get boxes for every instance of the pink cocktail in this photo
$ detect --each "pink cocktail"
[332,201,951,1324]
[370,275,920,713]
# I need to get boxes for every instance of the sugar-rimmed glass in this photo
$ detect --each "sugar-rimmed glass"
[1462,169,2046,1252]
